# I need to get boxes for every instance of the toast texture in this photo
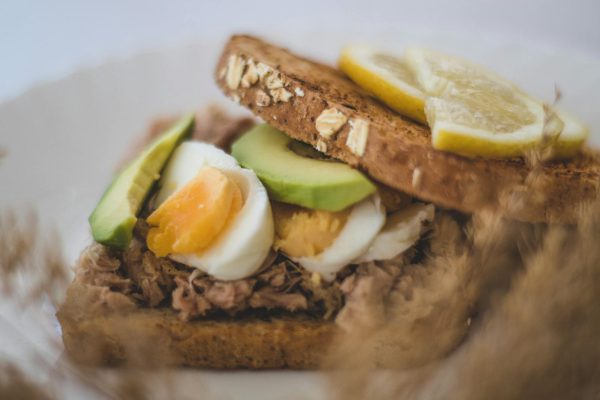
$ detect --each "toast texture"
[57,282,335,369]
[215,35,600,223]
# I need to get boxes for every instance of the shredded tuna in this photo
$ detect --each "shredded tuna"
[172,277,212,321]
[79,244,121,272]
[75,244,133,293]
[75,239,343,320]
[120,238,186,307]
[204,280,254,310]
[139,279,164,307]
[72,217,343,319]
[335,261,405,330]
[256,259,287,287]
[74,226,416,323]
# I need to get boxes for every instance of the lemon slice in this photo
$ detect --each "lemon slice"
[339,45,427,124]
[405,47,556,158]
[553,109,590,158]
[407,48,590,158]
[340,45,588,159]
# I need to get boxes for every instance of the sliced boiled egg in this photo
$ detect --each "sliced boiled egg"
[147,142,274,281]
[354,203,434,263]
[289,194,386,281]
[272,196,434,281]
[272,202,351,258]
[155,142,239,205]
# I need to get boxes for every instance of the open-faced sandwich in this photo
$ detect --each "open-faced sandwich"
[57,35,600,368]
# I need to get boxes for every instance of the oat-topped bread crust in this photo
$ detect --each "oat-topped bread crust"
[215,34,600,223]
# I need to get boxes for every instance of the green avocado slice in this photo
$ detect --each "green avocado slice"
[89,114,194,249]
[231,124,376,211]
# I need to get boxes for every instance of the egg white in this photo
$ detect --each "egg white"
[355,203,434,263]
[154,142,274,280]
[293,194,386,281]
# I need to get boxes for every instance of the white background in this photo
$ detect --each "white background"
[2,0,600,102]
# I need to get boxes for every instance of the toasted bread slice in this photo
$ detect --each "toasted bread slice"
[215,35,600,223]
[57,282,335,369]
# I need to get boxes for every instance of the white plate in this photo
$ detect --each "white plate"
[1,31,599,399]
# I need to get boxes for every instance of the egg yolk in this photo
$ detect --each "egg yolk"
[146,167,243,257]
[272,202,350,258]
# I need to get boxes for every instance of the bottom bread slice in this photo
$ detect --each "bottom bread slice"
[57,284,335,369]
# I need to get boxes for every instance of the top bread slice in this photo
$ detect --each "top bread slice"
[215,35,600,223]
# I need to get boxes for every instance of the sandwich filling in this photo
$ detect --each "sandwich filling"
[79,36,591,326]
[76,108,447,326]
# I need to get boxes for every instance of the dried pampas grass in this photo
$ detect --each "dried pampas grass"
[327,95,600,400]
[0,362,53,400]
[0,210,69,305]
[0,210,176,399]
[327,202,600,400]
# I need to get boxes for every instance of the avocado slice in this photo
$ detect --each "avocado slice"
[232,124,376,211]
[89,114,195,249]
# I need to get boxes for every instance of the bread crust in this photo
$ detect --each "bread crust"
[57,283,335,369]
[215,35,600,223]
